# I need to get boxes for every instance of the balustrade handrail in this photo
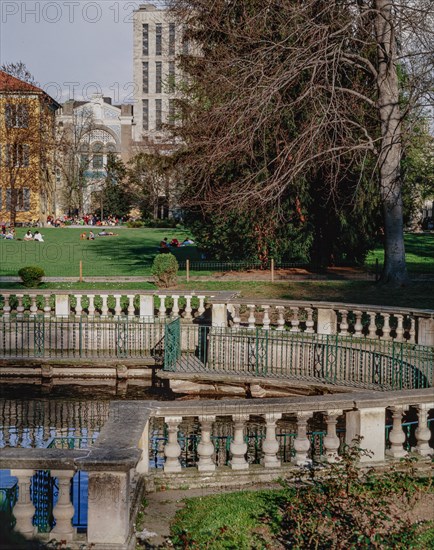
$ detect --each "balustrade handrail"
[218,297,434,318]
[0,289,238,299]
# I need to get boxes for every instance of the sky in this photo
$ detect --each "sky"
[0,1,166,104]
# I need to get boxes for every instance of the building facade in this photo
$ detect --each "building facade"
[0,71,59,226]
[133,3,181,146]
[56,94,134,215]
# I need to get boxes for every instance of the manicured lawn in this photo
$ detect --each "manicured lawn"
[0,227,200,277]
[366,233,434,273]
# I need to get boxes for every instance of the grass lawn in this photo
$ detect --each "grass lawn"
[1,229,433,279]
[168,485,434,550]
[366,232,434,273]
[0,227,201,277]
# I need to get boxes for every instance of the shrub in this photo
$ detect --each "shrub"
[151,253,178,288]
[18,266,45,287]
[126,220,144,228]
[18,265,45,288]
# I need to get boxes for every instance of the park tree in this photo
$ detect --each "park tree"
[98,153,132,219]
[127,151,179,220]
[55,105,98,215]
[169,0,434,284]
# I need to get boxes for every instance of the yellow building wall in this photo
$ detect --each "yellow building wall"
[0,94,56,225]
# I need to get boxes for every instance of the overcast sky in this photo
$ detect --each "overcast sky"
[0,1,163,104]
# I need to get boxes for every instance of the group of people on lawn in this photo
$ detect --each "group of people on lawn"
[0,227,44,241]
[160,237,194,250]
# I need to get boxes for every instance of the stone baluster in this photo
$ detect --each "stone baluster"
[409,317,416,344]
[339,309,349,336]
[29,295,38,317]
[88,295,96,317]
[232,304,241,329]
[159,295,167,320]
[164,416,182,472]
[10,469,36,537]
[324,410,342,463]
[101,295,109,317]
[74,295,83,317]
[354,310,363,337]
[382,313,391,340]
[290,307,300,332]
[262,413,282,468]
[386,406,408,458]
[197,296,206,316]
[41,295,50,318]
[395,314,404,342]
[184,295,193,320]
[247,305,256,329]
[230,414,249,470]
[415,403,434,457]
[276,306,285,330]
[127,295,135,318]
[305,307,314,333]
[3,295,11,317]
[367,311,377,339]
[197,415,216,472]
[172,295,180,318]
[113,294,122,317]
[51,470,76,540]
[16,294,25,318]
[262,306,271,330]
[292,412,312,466]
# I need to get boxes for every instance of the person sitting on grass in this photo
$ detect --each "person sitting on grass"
[5,229,15,240]
[33,231,44,242]
[23,230,33,241]
[88,230,95,240]
[181,237,194,246]
[170,238,180,247]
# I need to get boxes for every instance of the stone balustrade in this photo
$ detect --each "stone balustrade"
[1,291,432,346]
[216,298,434,346]
[0,290,236,319]
[1,389,433,549]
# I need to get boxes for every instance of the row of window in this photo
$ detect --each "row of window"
[0,144,30,167]
[142,99,175,131]
[4,104,29,129]
[0,188,31,211]
[142,22,176,57]
[142,61,176,94]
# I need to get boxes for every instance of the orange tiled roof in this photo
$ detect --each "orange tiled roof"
[0,70,43,93]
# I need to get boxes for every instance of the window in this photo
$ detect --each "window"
[142,99,149,131]
[155,99,162,131]
[168,61,175,92]
[5,144,29,167]
[142,24,149,55]
[169,23,176,56]
[142,62,149,94]
[92,143,104,169]
[156,62,162,94]
[5,104,29,128]
[80,155,89,169]
[182,36,189,55]
[5,188,30,211]
[156,23,162,56]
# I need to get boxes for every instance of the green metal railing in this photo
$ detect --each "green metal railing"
[164,319,433,390]
[0,315,166,360]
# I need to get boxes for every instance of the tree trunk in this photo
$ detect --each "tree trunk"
[375,0,409,285]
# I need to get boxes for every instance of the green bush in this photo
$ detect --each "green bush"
[126,220,144,228]
[143,218,179,229]
[18,266,45,287]
[151,253,178,288]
